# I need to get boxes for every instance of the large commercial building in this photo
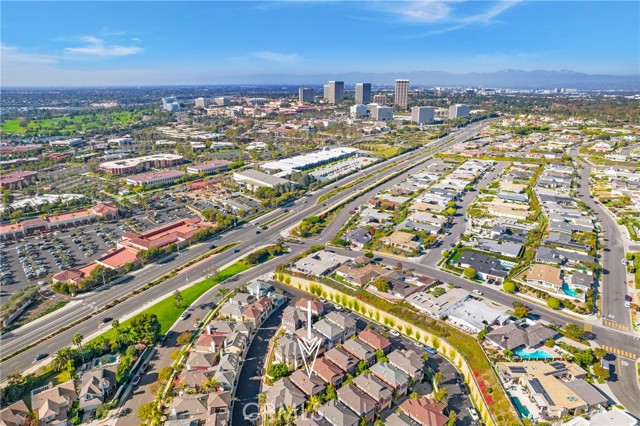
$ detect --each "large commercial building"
[262,147,359,173]
[214,97,230,106]
[194,97,210,107]
[411,106,435,125]
[449,104,470,119]
[125,169,185,186]
[99,154,184,175]
[233,169,290,190]
[50,138,83,148]
[186,160,231,175]
[394,79,409,111]
[350,104,368,119]
[373,94,387,105]
[162,97,181,111]
[0,171,37,189]
[298,88,315,104]
[326,81,344,104]
[368,104,393,121]
[355,83,372,104]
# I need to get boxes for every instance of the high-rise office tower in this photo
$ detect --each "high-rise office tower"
[411,106,435,124]
[355,83,372,104]
[449,104,470,119]
[299,88,315,104]
[373,94,387,105]
[327,81,344,104]
[394,79,409,111]
[323,84,330,100]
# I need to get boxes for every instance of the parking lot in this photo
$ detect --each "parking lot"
[0,222,123,295]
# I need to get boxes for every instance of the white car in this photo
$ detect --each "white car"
[389,330,400,337]
[472,289,483,296]
[468,407,480,421]
[625,301,631,308]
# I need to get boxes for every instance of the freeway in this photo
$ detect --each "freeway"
[0,120,489,381]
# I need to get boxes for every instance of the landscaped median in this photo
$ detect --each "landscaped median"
[276,271,522,426]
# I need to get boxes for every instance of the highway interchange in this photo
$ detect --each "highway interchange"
[2,120,639,420]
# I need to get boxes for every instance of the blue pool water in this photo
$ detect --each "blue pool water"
[514,347,553,359]
[562,283,579,297]
[511,397,531,418]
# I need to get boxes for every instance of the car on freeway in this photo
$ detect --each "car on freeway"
[389,329,400,337]
[233,249,240,253]
[102,317,113,323]
[209,244,217,249]
[472,289,483,296]
[35,353,48,362]
[256,230,261,234]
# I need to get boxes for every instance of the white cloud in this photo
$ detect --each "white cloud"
[1,44,58,64]
[248,51,302,64]
[383,0,519,30]
[64,36,143,57]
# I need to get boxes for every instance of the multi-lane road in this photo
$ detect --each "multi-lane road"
[0,121,488,381]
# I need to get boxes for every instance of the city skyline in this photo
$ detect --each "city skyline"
[1,1,639,87]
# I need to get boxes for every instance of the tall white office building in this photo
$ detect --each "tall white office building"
[411,106,435,124]
[162,97,181,111]
[394,79,409,111]
[449,104,470,119]
[355,83,372,104]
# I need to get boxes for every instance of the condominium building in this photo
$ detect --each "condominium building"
[355,83,372,104]
[298,87,315,104]
[395,79,409,111]
[411,106,435,124]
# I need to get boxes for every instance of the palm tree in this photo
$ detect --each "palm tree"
[73,333,85,364]
[201,377,218,392]
[52,348,73,371]
[305,395,321,413]
[112,319,121,346]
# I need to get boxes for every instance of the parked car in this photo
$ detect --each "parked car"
[472,289,483,296]
[180,312,189,320]
[389,329,400,337]
[132,375,141,386]
[424,346,437,355]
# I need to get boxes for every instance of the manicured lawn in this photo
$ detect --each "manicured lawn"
[1,120,25,134]
[93,262,250,343]
[2,111,147,135]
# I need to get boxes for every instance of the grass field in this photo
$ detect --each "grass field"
[1,110,146,136]
[362,144,403,159]
[93,261,250,343]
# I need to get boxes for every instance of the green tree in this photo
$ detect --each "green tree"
[503,281,516,293]
[267,363,290,381]
[112,319,121,346]
[73,333,85,363]
[564,323,584,340]
[594,348,607,359]
[547,297,561,309]
[513,306,530,319]
[306,395,322,413]
[138,401,158,423]
[433,387,448,404]
[375,349,388,363]
[463,268,476,279]
[593,363,610,380]
[372,277,390,293]
[409,391,419,399]
[447,410,458,426]
[127,313,161,344]
[356,360,369,375]
[176,331,193,346]
[173,289,183,308]
[434,372,444,388]
[323,384,337,401]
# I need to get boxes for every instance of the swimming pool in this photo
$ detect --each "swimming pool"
[514,347,553,359]
[562,283,579,297]
[511,396,531,418]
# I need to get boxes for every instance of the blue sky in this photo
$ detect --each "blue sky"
[2,1,638,86]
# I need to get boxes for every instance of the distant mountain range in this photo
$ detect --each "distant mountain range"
[237,69,639,90]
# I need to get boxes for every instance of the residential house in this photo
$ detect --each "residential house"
[179,370,213,393]
[324,347,358,374]
[406,287,470,319]
[223,331,247,355]
[370,362,410,396]
[274,335,303,370]
[335,264,387,286]
[218,303,244,321]
[357,328,392,354]
[282,306,306,334]
[342,338,376,366]
[388,349,425,378]
[0,400,31,426]
[247,280,274,298]
[337,383,377,423]
[294,251,352,276]
[186,352,216,371]
[446,298,510,334]
[78,367,117,412]
[32,381,77,426]
[313,319,345,349]
[456,251,507,283]
[525,264,564,293]
[485,321,557,352]
[344,228,373,248]
[312,357,344,386]
[325,311,356,340]
[228,293,256,307]
[317,400,360,426]
[194,333,226,354]
[381,231,421,252]
[295,298,325,317]
[264,378,307,415]
[289,369,326,398]
[399,396,448,426]
[352,373,393,411]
